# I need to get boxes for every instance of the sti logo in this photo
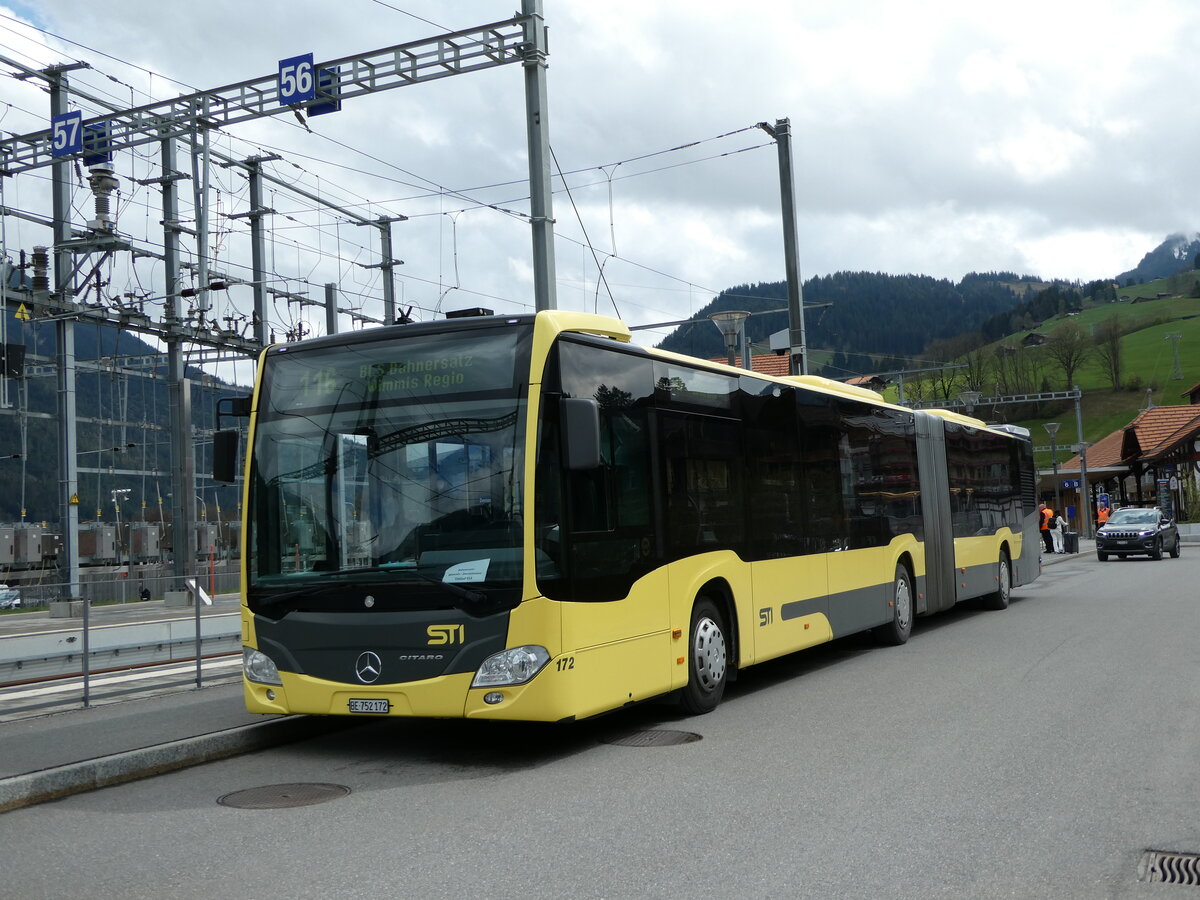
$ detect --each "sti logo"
[427,624,465,645]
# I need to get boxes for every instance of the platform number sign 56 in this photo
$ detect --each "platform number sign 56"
[50,110,83,158]
[278,53,316,105]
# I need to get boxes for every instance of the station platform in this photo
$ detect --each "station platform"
[0,592,350,813]
[0,590,241,638]
[1040,536,1095,564]
[0,681,346,813]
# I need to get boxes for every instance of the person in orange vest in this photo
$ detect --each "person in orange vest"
[1038,502,1055,554]
[1096,504,1110,529]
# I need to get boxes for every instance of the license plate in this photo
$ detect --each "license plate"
[348,698,390,714]
[1115,540,1128,545]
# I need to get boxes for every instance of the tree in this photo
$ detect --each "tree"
[1094,315,1124,391]
[993,344,1042,396]
[1043,320,1090,389]
[961,346,992,394]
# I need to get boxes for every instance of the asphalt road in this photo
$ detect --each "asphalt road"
[3,551,1198,899]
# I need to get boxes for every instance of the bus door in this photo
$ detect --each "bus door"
[914,411,955,614]
[823,402,898,637]
[743,384,830,660]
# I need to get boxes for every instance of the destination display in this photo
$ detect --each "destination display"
[262,330,523,415]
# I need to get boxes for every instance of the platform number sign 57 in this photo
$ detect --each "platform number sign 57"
[278,53,316,105]
[50,110,83,158]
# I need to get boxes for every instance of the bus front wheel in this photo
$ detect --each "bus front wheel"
[873,565,913,645]
[679,596,727,715]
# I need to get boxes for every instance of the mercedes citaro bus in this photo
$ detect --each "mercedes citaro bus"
[213,310,1039,722]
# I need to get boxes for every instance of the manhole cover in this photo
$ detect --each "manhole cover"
[601,729,702,747]
[217,782,351,809]
[1139,850,1200,885]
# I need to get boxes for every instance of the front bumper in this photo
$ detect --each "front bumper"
[1096,535,1156,552]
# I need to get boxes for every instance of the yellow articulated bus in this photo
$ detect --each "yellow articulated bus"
[213,310,1039,722]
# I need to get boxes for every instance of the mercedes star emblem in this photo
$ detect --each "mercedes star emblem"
[355,650,382,684]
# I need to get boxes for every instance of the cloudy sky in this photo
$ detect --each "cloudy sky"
[0,0,1196,355]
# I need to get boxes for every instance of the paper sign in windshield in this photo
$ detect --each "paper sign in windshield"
[443,559,490,583]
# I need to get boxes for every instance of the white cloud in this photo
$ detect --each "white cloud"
[0,0,1197,339]
[976,119,1092,182]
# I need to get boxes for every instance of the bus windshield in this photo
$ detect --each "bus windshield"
[246,327,529,615]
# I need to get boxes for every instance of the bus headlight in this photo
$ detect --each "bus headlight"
[243,646,282,685]
[472,646,550,688]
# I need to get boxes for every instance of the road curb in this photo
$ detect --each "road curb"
[0,715,346,814]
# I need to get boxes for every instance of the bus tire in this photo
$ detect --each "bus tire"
[981,551,1012,611]
[679,596,727,715]
[873,565,913,645]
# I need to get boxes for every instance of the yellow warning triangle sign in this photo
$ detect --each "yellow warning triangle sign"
[69,493,79,505]
[15,303,31,321]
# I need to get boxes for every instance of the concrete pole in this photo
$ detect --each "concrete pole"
[325,282,339,336]
[247,159,269,345]
[190,126,212,321]
[522,0,557,311]
[48,69,81,606]
[161,132,194,586]
[772,118,808,376]
[379,218,397,326]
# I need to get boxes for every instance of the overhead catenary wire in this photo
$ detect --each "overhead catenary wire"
[0,19,772,334]
[550,143,618,319]
[0,12,792,357]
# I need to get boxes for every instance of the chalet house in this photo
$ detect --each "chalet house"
[844,375,888,391]
[706,353,791,378]
[1059,394,1200,524]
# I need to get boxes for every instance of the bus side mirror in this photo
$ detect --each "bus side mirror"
[212,430,240,484]
[213,396,251,483]
[561,398,601,470]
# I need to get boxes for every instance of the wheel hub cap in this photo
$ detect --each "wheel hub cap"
[693,617,726,691]
[895,579,912,629]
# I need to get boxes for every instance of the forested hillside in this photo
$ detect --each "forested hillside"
[656,271,1035,375]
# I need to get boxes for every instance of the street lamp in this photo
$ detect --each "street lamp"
[709,310,750,368]
[957,390,982,417]
[1044,422,1061,517]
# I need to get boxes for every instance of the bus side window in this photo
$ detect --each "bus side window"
[798,395,842,554]
[569,465,612,532]
[661,413,742,555]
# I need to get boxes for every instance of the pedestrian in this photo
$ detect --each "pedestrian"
[1039,502,1054,555]
[139,582,150,602]
[1052,511,1067,553]
[1096,504,1110,530]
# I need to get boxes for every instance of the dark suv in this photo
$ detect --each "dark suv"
[1095,507,1181,561]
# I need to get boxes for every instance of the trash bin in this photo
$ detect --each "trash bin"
[1063,531,1079,554]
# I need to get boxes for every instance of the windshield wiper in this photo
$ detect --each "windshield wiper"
[250,584,335,611]
[318,562,413,576]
